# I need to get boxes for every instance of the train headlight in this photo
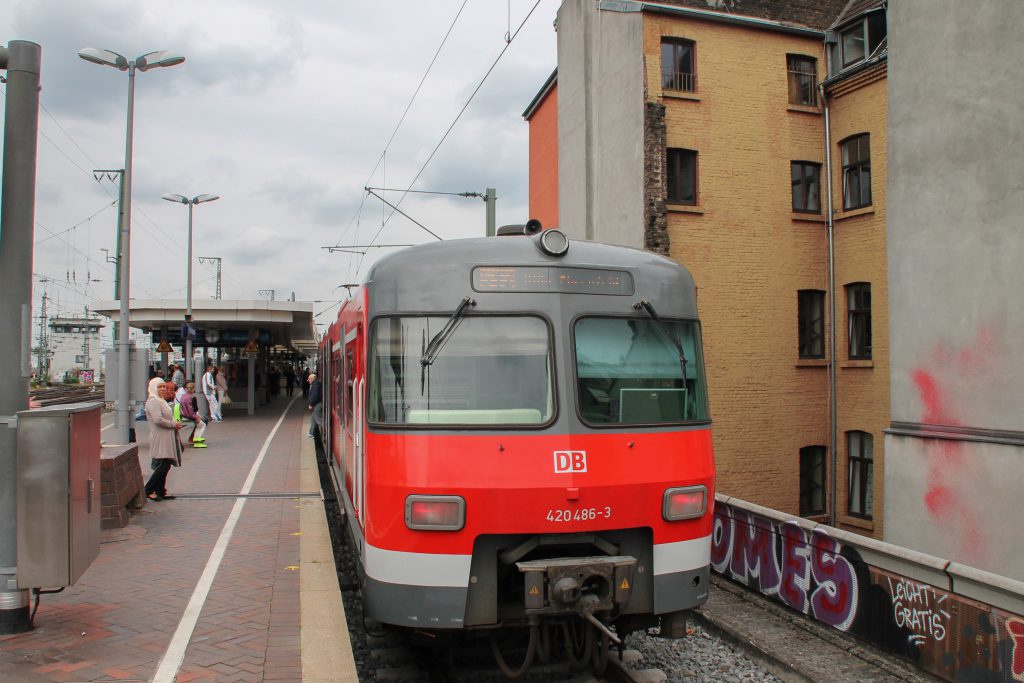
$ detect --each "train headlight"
[405,495,466,531]
[663,486,707,521]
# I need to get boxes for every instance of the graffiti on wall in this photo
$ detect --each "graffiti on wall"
[712,500,1024,682]
[1008,618,1024,681]
[887,576,948,645]
[711,508,858,630]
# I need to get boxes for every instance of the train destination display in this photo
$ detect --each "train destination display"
[472,266,634,295]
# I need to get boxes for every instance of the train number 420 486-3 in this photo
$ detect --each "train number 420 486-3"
[546,507,612,522]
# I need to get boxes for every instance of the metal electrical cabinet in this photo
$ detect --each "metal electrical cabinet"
[16,402,103,588]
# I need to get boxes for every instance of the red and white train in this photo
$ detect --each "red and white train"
[318,223,715,673]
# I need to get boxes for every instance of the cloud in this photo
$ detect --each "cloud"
[8,0,561,345]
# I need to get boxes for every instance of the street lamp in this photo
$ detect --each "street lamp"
[161,193,219,382]
[78,47,185,445]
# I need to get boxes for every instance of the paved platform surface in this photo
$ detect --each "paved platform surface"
[0,398,356,682]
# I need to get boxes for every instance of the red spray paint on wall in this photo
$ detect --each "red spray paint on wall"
[910,326,995,564]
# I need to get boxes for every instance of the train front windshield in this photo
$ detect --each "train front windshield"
[369,315,554,426]
[575,317,709,425]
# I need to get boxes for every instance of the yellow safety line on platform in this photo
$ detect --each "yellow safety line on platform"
[300,428,359,681]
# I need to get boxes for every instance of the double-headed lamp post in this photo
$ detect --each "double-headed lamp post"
[78,47,184,446]
[161,193,219,382]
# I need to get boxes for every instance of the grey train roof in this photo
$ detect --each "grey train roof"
[362,235,699,319]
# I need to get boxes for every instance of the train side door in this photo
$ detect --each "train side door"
[344,325,365,525]
[331,342,343,470]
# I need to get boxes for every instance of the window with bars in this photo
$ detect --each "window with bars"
[661,39,696,92]
[841,134,871,210]
[800,446,826,516]
[787,55,818,106]
[791,161,822,213]
[798,290,825,359]
[847,431,873,519]
[667,148,698,205]
[846,283,871,360]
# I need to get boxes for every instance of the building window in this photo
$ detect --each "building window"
[791,161,821,213]
[847,431,873,519]
[841,134,871,210]
[841,22,865,66]
[839,12,887,69]
[846,283,871,359]
[800,446,826,516]
[661,39,696,92]
[798,290,825,359]
[666,148,697,205]
[787,55,818,106]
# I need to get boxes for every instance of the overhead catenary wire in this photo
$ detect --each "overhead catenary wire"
[332,0,471,250]
[34,200,118,247]
[357,0,545,276]
[6,85,267,301]
[40,101,100,169]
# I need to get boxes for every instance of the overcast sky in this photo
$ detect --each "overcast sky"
[1,0,559,340]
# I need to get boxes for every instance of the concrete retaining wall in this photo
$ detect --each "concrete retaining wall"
[713,494,1024,681]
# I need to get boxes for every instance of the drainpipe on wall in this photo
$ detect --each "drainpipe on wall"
[820,82,838,526]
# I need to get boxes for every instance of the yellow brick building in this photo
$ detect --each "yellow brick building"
[547,0,889,537]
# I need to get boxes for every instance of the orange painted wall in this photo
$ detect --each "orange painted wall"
[527,84,559,229]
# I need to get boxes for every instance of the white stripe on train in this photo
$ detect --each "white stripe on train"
[363,534,712,587]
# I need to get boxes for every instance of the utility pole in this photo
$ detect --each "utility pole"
[36,293,47,385]
[94,169,124,340]
[0,39,42,635]
[485,187,496,237]
[198,256,221,299]
[82,306,90,374]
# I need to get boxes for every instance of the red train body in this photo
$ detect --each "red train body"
[318,227,715,646]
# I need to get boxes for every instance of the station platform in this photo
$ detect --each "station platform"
[0,398,356,682]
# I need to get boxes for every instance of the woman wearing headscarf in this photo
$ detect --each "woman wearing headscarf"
[144,378,182,501]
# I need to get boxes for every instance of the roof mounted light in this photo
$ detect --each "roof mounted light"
[496,219,544,237]
[537,228,569,257]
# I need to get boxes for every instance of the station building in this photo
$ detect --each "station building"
[93,298,317,413]
[45,315,106,383]
[526,0,890,539]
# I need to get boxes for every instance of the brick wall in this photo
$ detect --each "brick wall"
[100,444,144,529]
[528,85,560,229]
[825,63,890,538]
[640,14,887,538]
[643,101,670,255]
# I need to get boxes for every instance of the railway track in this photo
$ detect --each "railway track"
[29,384,107,407]
[363,629,668,683]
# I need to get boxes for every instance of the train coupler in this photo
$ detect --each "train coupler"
[516,555,636,616]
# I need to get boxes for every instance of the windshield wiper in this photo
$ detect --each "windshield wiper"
[633,299,688,379]
[421,297,476,367]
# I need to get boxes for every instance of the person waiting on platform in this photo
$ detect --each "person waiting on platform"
[170,363,185,389]
[202,363,221,422]
[215,366,228,416]
[306,373,322,440]
[179,382,207,448]
[144,378,182,501]
[285,366,296,397]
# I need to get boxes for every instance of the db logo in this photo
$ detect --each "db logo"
[554,450,587,473]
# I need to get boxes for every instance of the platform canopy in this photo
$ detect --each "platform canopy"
[92,299,319,358]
